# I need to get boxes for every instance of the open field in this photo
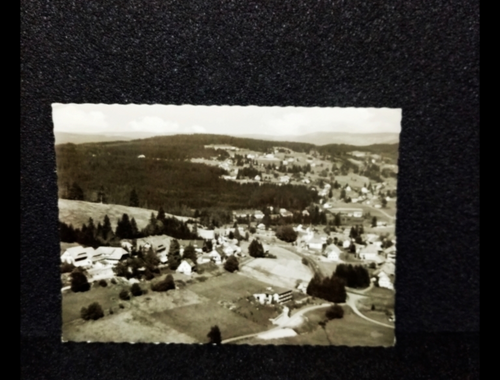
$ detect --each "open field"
[63,309,198,343]
[334,174,372,188]
[62,280,208,343]
[58,199,190,230]
[152,301,266,342]
[62,271,287,343]
[326,201,397,221]
[188,272,282,301]
[235,305,395,346]
[62,280,205,324]
[239,246,313,289]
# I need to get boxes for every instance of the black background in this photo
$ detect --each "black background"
[21,1,479,379]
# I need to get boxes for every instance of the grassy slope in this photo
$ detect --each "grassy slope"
[235,305,395,346]
[58,199,190,230]
[62,272,278,343]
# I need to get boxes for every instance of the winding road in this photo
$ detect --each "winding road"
[221,303,331,344]
[364,205,396,220]
[345,293,394,329]
[221,242,393,344]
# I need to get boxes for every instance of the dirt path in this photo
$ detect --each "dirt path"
[345,282,374,295]
[221,304,331,344]
[365,205,396,220]
[345,293,394,329]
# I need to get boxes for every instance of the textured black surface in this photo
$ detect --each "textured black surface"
[21,0,479,379]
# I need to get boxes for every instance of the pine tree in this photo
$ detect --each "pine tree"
[207,325,222,344]
[157,207,166,222]
[80,218,97,247]
[102,215,114,241]
[116,214,133,239]
[182,245,197,264]
[249,239,265,257]
[233,224,242,241]
[130,217,139,238]
[97,185,106,203]
[96,222,103,241]
[371,216,377,228]
[69,182,84,200]
[129,189,139,207]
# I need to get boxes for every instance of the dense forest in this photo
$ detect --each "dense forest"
[56,147,319,212]
[57,134,399,162]
[55,135,398,214]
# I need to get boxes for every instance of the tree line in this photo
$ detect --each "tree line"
[306,264,371,302]
[59,208,197,247]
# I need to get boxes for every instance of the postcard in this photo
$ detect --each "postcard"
[53,104,399,346]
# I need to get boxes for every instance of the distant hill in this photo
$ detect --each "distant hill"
[234,132,399,146]
[58,199,191,230]
[54,131,158,145]
[55,130,399,146]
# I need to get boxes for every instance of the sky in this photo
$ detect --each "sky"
[51,104,402,136]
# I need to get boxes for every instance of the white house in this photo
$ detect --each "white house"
[307,237,324,251]
[254,293,273,305]
[323,244,341,261]
[358,244,382,261]
[257,223,266,230]
[61,246,95,267]
[377,262,396,277]
[138,155,145,158]
[94,246,129,265]
[378,272,394,290]
[254,210,265,219]
[280,176,290,183]
[384,245,396,259]
[297,282,308,294]
[87,261,115,281]
[207,249,222,264]
[279,208,293,218]
[222,243,241,256]
[343,239,352,249]
[176,259,196,275]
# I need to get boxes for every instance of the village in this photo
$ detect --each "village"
[60,144,397,345]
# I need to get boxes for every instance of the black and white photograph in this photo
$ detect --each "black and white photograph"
[54,104,400,346]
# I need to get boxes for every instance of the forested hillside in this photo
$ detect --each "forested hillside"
[55,146,318,212]
[55,134,398,214]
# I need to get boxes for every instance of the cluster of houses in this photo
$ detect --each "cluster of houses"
[60,223,252,280]
[61,245,130,281]
[293,224,396,290]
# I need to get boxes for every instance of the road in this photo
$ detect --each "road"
[364,205,396,220]
[221,303,331,344]
[345,293,394,329]
[220,243,392,344]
